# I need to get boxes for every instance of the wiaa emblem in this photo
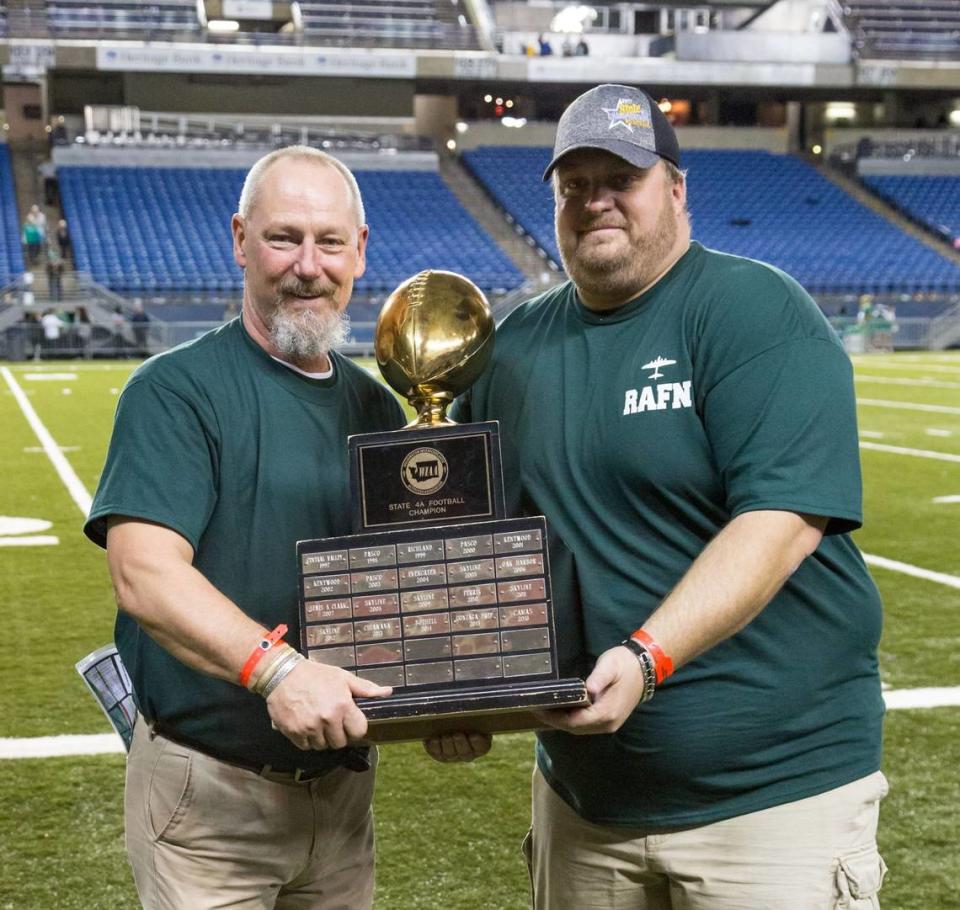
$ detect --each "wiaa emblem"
[401,447,449,496]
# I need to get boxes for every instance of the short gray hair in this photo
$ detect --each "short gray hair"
[664,160,687,186]
[237,145,366,226]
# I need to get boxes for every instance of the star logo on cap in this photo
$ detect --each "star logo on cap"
[601,98,652,133]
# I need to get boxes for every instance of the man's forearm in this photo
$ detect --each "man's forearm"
[641,510,827,670]
[107,518,266,683]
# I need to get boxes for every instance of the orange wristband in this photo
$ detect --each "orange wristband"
[238,624,288,688]
[629,629,674,684]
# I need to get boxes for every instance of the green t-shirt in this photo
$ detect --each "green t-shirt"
[85,318,405,771]
[453,242,884,828]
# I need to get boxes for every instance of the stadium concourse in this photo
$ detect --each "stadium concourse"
[1,135,960,356]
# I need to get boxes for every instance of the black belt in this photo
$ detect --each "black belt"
[150,723,369,784]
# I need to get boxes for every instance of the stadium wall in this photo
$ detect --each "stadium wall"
[455,123,790,153]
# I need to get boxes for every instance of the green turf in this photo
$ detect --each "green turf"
[2,352,959,908]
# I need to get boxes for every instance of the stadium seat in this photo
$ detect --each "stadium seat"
[58,165,524,296]
[462,146,960,297]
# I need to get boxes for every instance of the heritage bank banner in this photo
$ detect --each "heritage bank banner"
[95,43,416,78]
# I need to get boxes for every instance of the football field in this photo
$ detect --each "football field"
[1,352,959,909]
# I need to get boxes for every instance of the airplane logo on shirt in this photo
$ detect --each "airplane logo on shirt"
[642,356,677,380]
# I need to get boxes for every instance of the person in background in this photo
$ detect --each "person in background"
[46,247,64,302]
[129,300,150,358]
[84,146,406,909]
[56,219,72,261]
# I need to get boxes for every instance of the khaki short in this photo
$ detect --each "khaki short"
[524,766,888,910]
[124,719,377,910]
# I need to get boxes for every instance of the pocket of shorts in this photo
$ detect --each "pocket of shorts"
[521,827,535,904]
[146,744,194,843]
[834,842,888,908]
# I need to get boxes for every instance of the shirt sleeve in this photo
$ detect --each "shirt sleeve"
[84,377,219,550]
[700,336,862,535]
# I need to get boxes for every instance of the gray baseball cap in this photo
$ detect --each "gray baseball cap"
[543,84,681,181]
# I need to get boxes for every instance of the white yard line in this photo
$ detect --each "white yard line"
[1,688,959,760]
[857,398,960,416]
[850,361,960,375]
[0,535,60,547]
[859,441,960,463]
[863,554,960,590]
[855,375,960,389]
[1,366,92,516]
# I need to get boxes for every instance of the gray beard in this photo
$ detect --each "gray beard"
[269,305,351,363]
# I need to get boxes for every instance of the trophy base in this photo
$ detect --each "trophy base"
[356,678,589,743]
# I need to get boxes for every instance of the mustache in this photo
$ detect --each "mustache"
[277,278,338,300]
[576,217,627,232]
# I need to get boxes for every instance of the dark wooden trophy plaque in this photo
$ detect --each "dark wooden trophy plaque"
[296,421,588,742]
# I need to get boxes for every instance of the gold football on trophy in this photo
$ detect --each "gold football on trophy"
[375,270,495,426]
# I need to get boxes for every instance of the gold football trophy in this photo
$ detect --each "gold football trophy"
[375,270,495,427]
[296,270,588,742]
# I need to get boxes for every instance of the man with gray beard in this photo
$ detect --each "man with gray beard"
[84,146,405,908]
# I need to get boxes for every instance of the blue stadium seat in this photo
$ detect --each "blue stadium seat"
[462,146,960,296]
[0,146,25,284]
[862,175,960,245]
[58,165,524,295]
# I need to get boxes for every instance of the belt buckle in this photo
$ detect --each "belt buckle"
[259,764,314,784]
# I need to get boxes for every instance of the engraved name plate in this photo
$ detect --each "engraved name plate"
[495,554,544,578]
[449,583,498,608]
[398,563,447,589]
[403,612,451,637]
[306,623,354,647]
[400,588,450,613]
[494,529,542,554]
[450,607,500,631]
[349,545,397,569]
[353,593,400,618]
[355,618,403,641]
[396,540,444,563]
[445,535,494,559]
[447,558,496,584]
[497,579,547,604]
[304,598,352,622]
[302,550,349,574]
[499,603,548,627]
[351,568,399,593]
[303,573,351,597]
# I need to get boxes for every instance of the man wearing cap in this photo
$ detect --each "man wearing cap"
[450,85,886,907]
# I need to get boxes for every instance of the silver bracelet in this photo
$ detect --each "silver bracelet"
[621,638,657,703]
[261,652,306,699]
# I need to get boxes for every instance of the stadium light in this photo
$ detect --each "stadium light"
[551,4,597,33]
[208,19,240,32]
[446,139,457,150]
[950,109,960,127]
[825,102,856,123]
[456,121,468,134]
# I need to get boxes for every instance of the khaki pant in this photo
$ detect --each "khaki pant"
[526,767,888,910]
[125,719,377,909]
